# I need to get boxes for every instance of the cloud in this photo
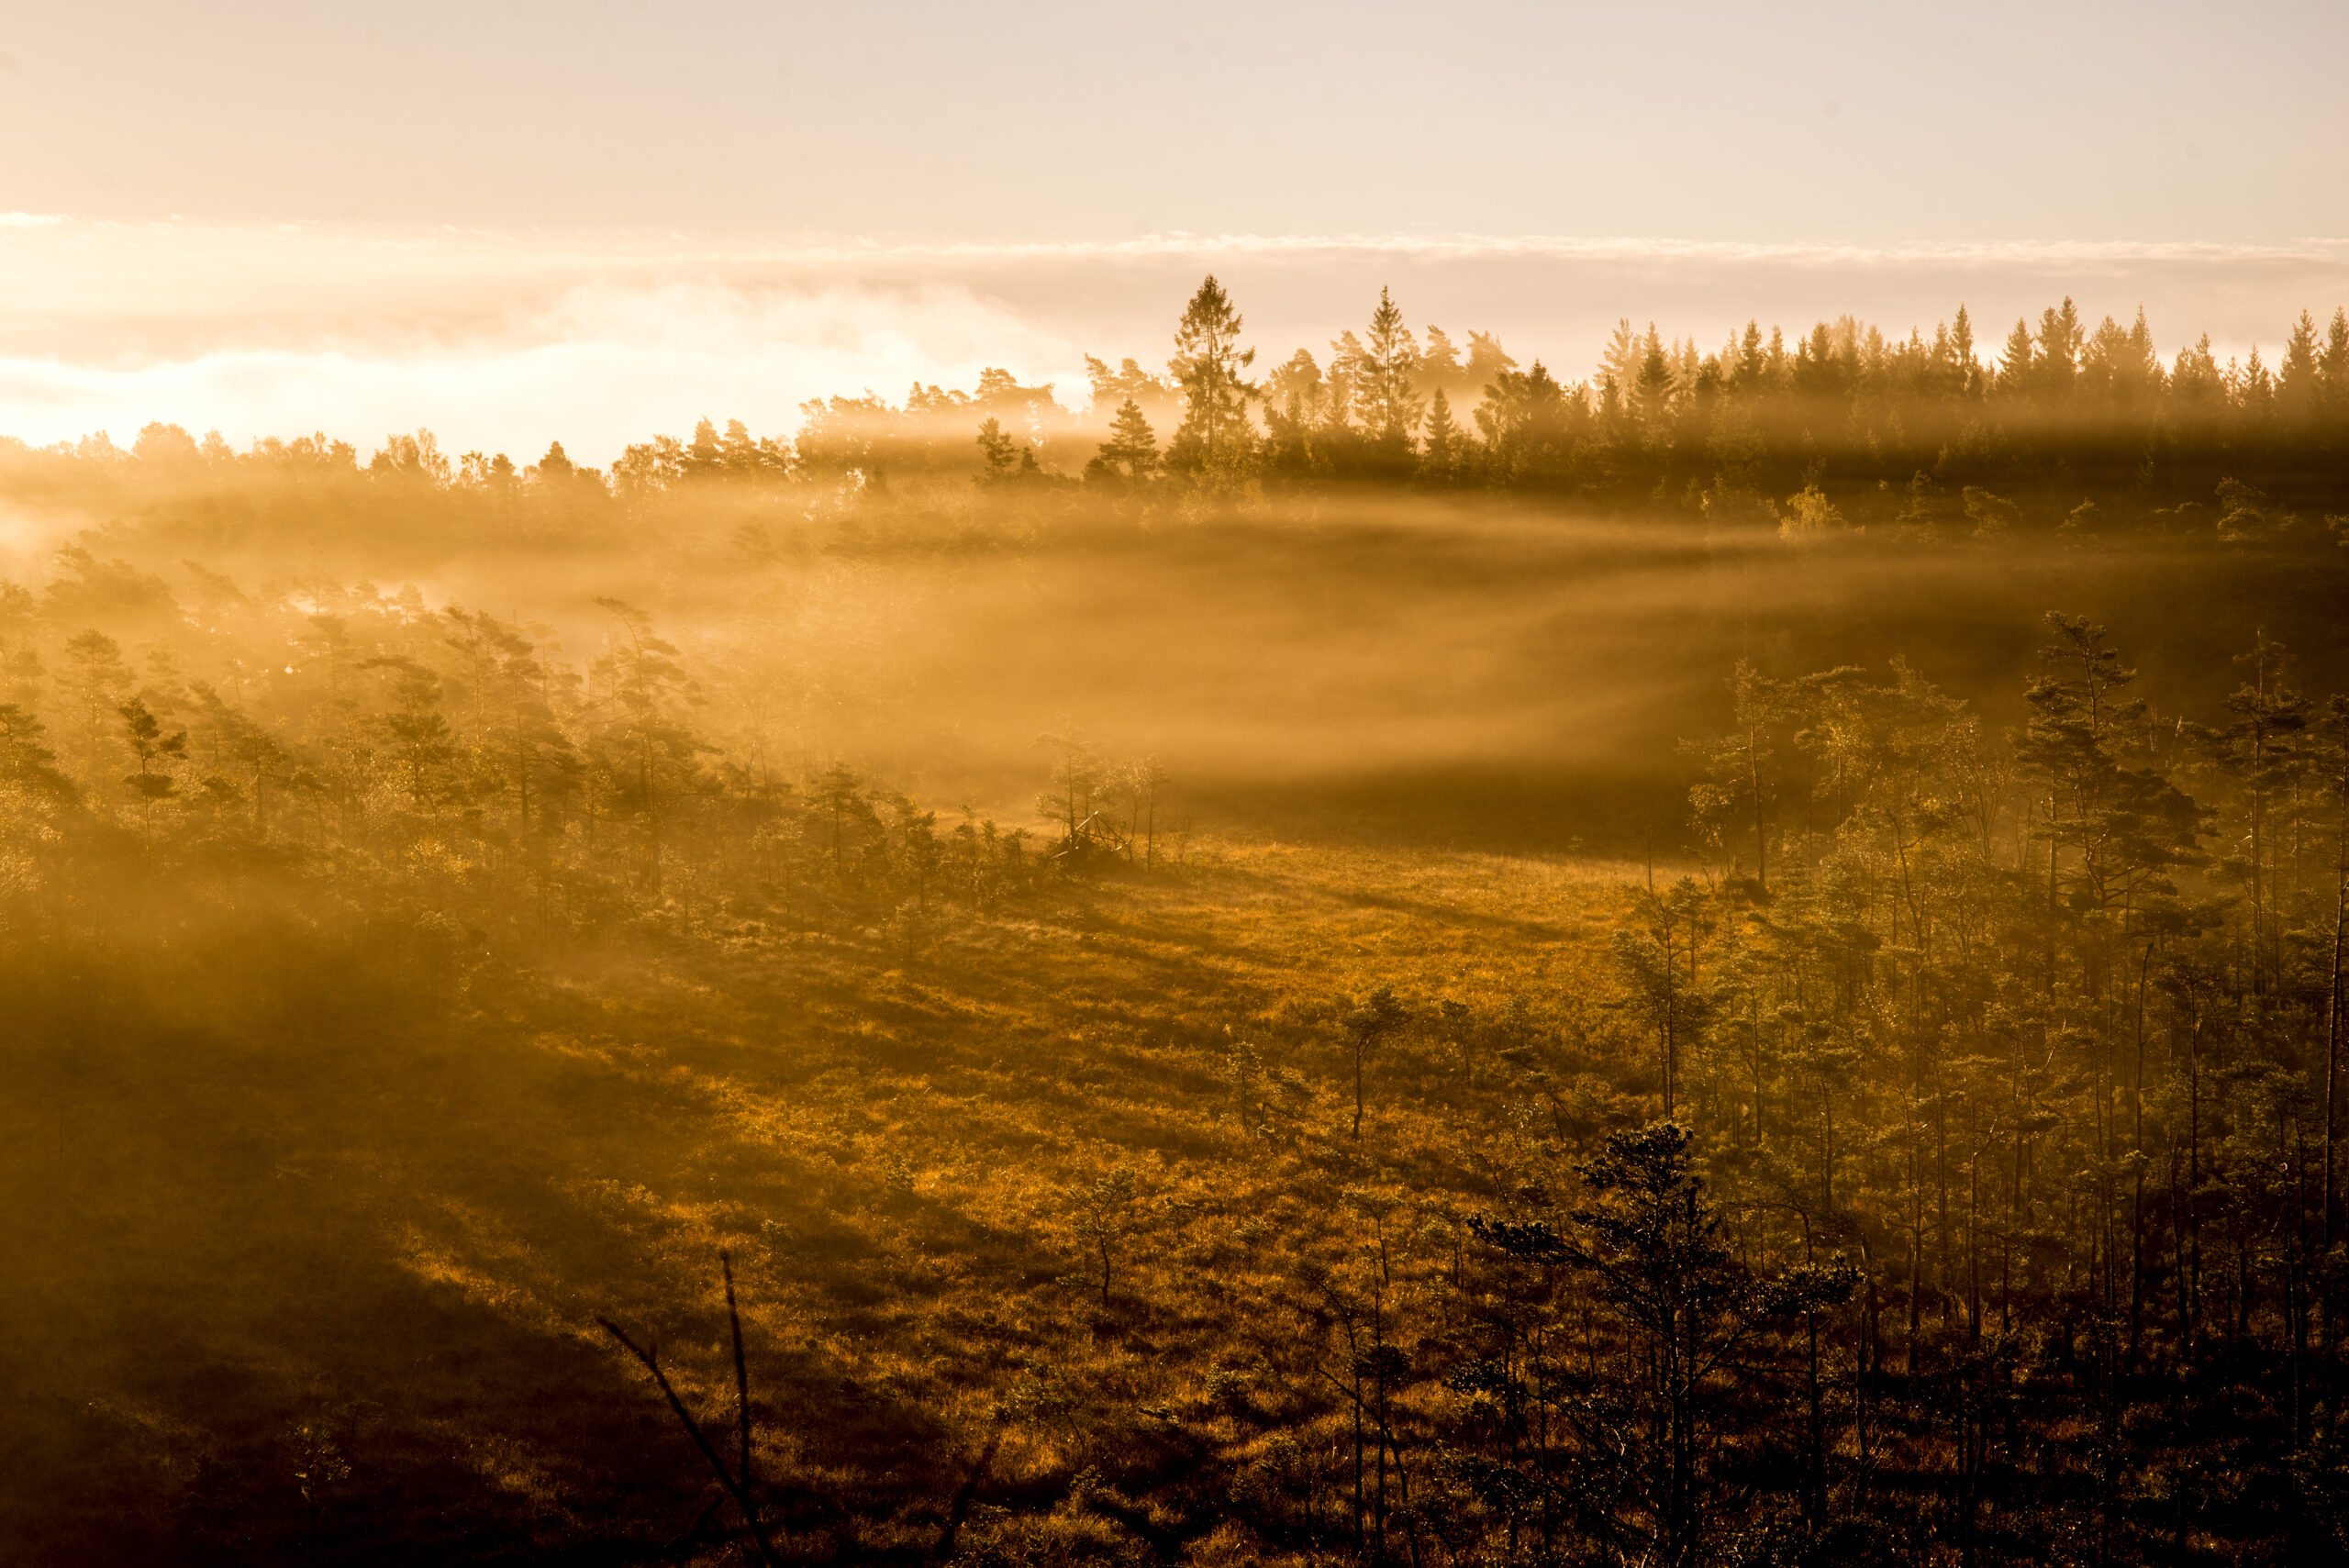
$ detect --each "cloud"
[0,275,1091,463]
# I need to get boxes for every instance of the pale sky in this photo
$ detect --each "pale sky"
[3,1,2345,459]
[9,0,2348,242]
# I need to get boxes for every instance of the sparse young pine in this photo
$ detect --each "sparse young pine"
[1069,1167,1138,1308]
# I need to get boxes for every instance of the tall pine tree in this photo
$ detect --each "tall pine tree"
[1167,275,1256,478]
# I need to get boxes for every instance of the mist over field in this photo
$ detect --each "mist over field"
[11,0,2349,1562]
[10,454,2345,838]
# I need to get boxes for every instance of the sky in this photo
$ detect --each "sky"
[3,0,2345,462]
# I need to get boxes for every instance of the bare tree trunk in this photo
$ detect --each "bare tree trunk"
[597,1325,783,1568]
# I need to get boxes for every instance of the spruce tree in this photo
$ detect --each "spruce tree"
[1998,317,2037,396]
[2281,310,2321,422]
[1634,322,1675,441]
[2321,308,2349,425]
[2026,295,2084,402]
[1419,387,1461,483]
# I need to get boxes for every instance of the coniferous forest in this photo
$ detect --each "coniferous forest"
[6,276,2349,1566]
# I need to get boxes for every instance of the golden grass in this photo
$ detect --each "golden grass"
[0,831,1648,1561]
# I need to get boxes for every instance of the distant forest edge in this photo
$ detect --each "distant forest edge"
[6,277,2349,544]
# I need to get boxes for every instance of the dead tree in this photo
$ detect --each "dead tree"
[597,1251,783,1568]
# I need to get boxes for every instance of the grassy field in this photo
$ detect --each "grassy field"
[1,832,1642,1564]
[7,473,2347,1563]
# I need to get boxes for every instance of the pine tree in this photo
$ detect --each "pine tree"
[1342,987,1407,1140]
[2017,613,2195,920]
[586,599,704,890]
[1475,361,1575,482]
[974,417,1019,482]
[2216,632,2309,989]
[1561,1120,1857,1568]
[364,656,460,811]
[1167,275,1256,477]
[61,629,131,788]
[0,703,73,804]
[2238,345,2277,427]
[1085,398,1160,484]
[1258,349,1329,479]
[1685,661,1790,889]
[117,697,186,803]
[2320,308,2349,428]
[2035,297,2084,399]
[1634,322,1675,441]
[1598,318,1641,440]
[1323,331,1365,431]
[1419,325,1465,401]
[2173,333,2224,415]
[1732,320,1767,393]
[687,417,723,478]
[1464,329,1517,400]
[1998,317,2038,397]
[1419,387,1462,484]
[1069,1168,1139,1308]
[1358,286,1423,458]
[2280,310,2321,423]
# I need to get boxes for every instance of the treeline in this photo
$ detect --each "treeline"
[874,278,2349,539]
[9,282,2349,546]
